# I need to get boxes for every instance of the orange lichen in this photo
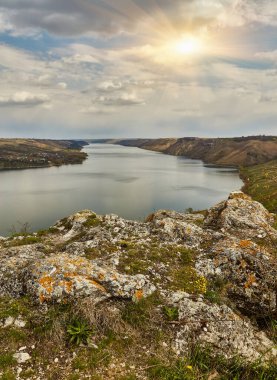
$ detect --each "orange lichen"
[98,273,105,281]
[239,240,252,249]
[39,293,47,303]
[58,280,73,293]
[39,276,54,294]
[134,289,144,301]
[244,274,257,289]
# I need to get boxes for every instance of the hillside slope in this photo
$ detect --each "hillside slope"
[0,139,88,170]
[113,136,277,167]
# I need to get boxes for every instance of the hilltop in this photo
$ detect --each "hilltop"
[0,139,88,170]
[0,192,276,379]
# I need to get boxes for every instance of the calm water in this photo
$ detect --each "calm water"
[0,144,243,236]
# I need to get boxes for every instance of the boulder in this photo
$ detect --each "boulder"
[172,292,276,363]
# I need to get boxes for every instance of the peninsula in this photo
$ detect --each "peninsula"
[0,139,88,170]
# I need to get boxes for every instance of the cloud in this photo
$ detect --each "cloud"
[93,92,145,107]
[0,91,49,107]
[1,0,277,38]
[256,50,277,61]
[97,81,123,92]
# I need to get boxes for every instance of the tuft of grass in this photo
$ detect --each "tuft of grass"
[0,353,16,370]
[122,293,162,328]
[36,227,59,236]
[163,306,179,321]
[83,214,101,228]
[67,319,93,346]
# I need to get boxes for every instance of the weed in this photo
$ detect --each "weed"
[67,319,92,345]
[204,290,222,304]
[163,306,179,321]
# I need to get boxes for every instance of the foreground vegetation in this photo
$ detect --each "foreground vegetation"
[240,160,277,214]
[0,296,276,380]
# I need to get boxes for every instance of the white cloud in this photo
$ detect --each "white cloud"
[0,91,49,107]
[93,92,145,107]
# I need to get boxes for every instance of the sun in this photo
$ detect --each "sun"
[173,36,203,55]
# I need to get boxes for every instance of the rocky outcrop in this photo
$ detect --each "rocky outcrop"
[171,292,276,362]
[0,191,276,365]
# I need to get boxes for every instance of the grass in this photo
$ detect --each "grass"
[7,235,42,246]
[0,297,30,319]
[1,294,276,379]
[83,214,102,228]
[240,160,277,214]
[147,345,277,380]
[122,293,162,328]
[0,371,16,380]
[0,353,16,370]
[171,267,207,294]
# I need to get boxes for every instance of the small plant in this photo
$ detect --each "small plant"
[205,290,221,304]
[67,320,92,345]
[163,306,179,321]
[0,353,16,370]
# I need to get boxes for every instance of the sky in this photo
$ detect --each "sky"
[0,0,277,139]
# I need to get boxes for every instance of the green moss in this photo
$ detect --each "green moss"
[6,328,28,343]
[19,369,35,379]
[118,242,197,276]
[0,353,16,370]
[0,297,31,319]
[83,214,101,228]
[0,371,16,380]
[171,267,207,294]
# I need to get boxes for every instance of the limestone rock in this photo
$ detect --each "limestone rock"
[204,191,277,241]
[26,254,155,303]
[172,292,276,362]
[196,236,277,317]
[13,352,31,364]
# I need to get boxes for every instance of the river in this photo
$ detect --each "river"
[0,144,243,236]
